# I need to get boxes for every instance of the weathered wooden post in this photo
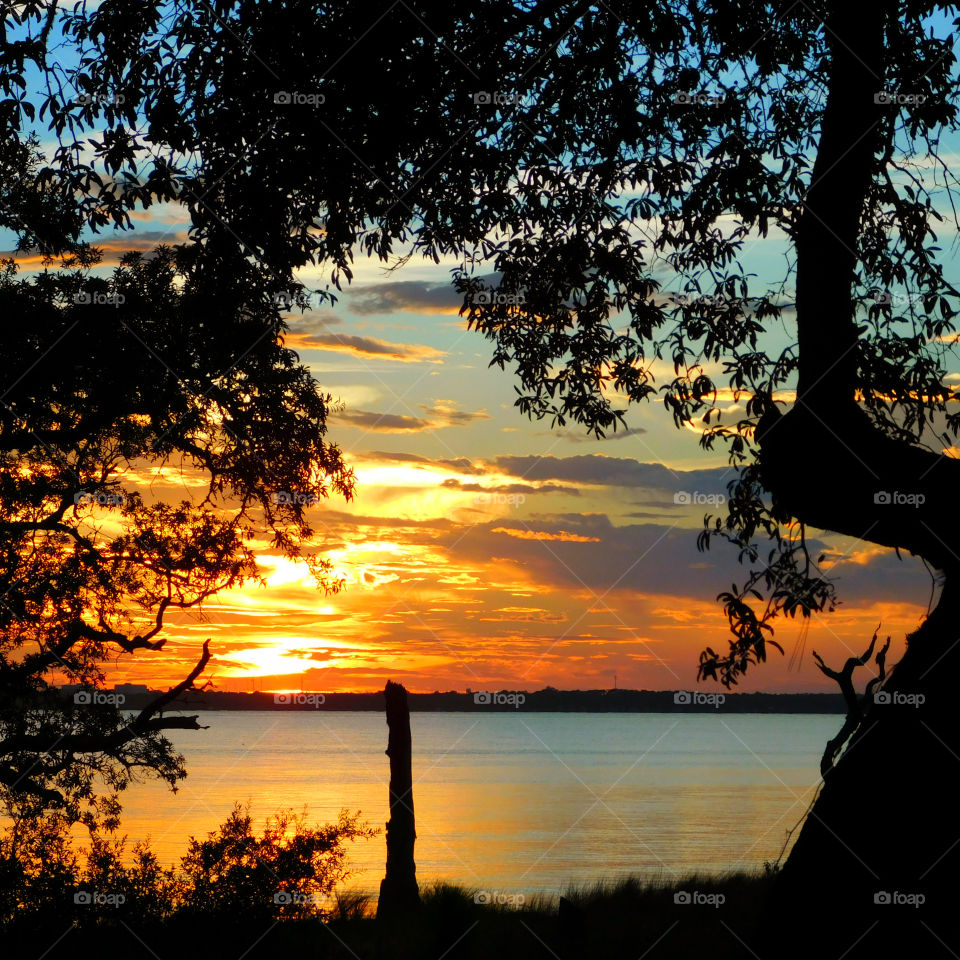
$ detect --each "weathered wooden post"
[376,680,421,918]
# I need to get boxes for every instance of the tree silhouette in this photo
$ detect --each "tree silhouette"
[7,0,960,952]
[0,130,353,828]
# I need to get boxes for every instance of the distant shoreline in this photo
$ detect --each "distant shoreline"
[72,687,847,714]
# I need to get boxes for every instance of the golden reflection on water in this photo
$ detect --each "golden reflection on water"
[106,712,834,895]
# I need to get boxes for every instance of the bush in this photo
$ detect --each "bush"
[0,803,376,926]
[179,804,376,919]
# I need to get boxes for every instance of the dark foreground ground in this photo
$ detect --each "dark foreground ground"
[5,874,769,960]
[5,872,954,959]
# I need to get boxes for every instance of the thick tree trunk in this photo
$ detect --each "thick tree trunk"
[760,581,960,956]
[755,2,960,954]
[376,680,420,919]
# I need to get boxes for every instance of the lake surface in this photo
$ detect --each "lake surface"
[110,711,838,897]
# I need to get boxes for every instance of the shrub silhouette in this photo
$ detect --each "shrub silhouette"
[0,803,375,926]
[179,804,375,919]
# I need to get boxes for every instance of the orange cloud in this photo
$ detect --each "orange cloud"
[478,607,567,623]
[5,230,191,270]
[491,527,602,542]
[286,331,446,362]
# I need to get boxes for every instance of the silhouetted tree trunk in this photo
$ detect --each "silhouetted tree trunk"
[376,680,420,919]
[757,3,960,954]
[762,586,960,956]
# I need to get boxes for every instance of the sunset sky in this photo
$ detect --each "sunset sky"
[10,196,944,696]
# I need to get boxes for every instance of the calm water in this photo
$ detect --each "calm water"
[110,711,838,896]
